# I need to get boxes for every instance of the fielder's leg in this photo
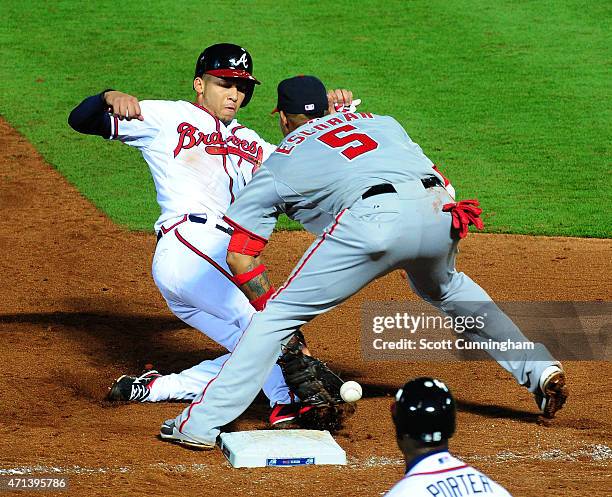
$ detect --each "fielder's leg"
[150,222,291,406]
[171,197,407,444]
[404,248,562,394]
[399,192,567,415]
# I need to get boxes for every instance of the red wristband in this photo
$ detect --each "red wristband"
[225,216,268,257]
[251,287,275,311]
[232,264,267,286]
[228,230,267,257]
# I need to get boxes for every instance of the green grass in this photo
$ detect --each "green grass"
[1,0,610,236]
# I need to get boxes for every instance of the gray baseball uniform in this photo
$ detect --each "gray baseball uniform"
[171,111,559,444]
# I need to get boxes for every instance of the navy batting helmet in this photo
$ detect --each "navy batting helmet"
[194,43,260,107]
[392,377,456,444]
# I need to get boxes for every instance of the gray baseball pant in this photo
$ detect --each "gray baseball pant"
[173,181,558,443]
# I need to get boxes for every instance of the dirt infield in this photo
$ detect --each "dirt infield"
[0,118,610,496]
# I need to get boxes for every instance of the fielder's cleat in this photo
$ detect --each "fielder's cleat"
[107,369,161,402]
[269,403,314,426]
[159,419,216,450]
[535,366,569,419]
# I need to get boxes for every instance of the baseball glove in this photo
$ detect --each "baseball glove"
[277,332,344,407]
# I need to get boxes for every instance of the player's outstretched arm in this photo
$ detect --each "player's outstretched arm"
[227,252,275,311]
[224,166,283,310]
[68,90,143,137]
[68,91,112,137]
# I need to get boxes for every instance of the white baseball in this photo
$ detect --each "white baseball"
[340,381,362,403]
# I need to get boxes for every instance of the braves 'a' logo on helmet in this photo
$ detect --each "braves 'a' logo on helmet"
[230,52,249,69]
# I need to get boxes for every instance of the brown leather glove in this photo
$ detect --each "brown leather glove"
[277,333,344,407]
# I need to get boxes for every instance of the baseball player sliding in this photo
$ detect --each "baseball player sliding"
[387,377,513,496]
[158,75,568,449]
[68,44,353,426]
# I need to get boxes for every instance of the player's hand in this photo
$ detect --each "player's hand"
[103,91,144,121]
[327,88,353,114]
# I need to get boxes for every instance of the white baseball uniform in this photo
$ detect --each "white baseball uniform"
[107,99,291,406]
[386,450,513,496]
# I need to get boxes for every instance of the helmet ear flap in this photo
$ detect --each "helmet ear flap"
[241,82,255,108]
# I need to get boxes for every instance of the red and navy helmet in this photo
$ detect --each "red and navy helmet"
[194,43,260,107]
[392,377,456,444]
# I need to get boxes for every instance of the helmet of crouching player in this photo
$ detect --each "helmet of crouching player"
[392,377,456,459]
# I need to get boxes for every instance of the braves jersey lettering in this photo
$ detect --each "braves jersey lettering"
[173,122,264,168]
[174,122,224,157]
[109,99,275,231]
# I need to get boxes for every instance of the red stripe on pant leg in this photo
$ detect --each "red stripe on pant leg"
[272,208,347,299]
[179,374,219,433]
[161,215,188,234]
[178,209,346,434]
[174,229,235,283]
[147,376,159,390]
[179,314,254,433]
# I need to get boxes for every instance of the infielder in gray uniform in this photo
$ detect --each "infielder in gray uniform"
[160,75,569,449]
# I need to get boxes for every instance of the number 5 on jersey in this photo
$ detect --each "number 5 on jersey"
[317,124,379,160]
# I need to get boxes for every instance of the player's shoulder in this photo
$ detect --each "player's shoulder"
[374,113,403,127]
[384,476,428,497]
[228,120,265,140]
[261,150,286,173]
[228,120,254,133]
[229,121,276,155]
[250,164,276,182]
[138,99,180,109]
[137,99,185,118]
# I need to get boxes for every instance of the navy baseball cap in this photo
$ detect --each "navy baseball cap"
[271,75,328,115]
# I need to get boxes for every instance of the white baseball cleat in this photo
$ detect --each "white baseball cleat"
[159,419,216,450]
[535,366,569,419]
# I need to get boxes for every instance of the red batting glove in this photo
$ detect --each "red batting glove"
[442,199,484,239]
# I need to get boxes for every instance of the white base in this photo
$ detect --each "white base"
[219,430,346,468]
